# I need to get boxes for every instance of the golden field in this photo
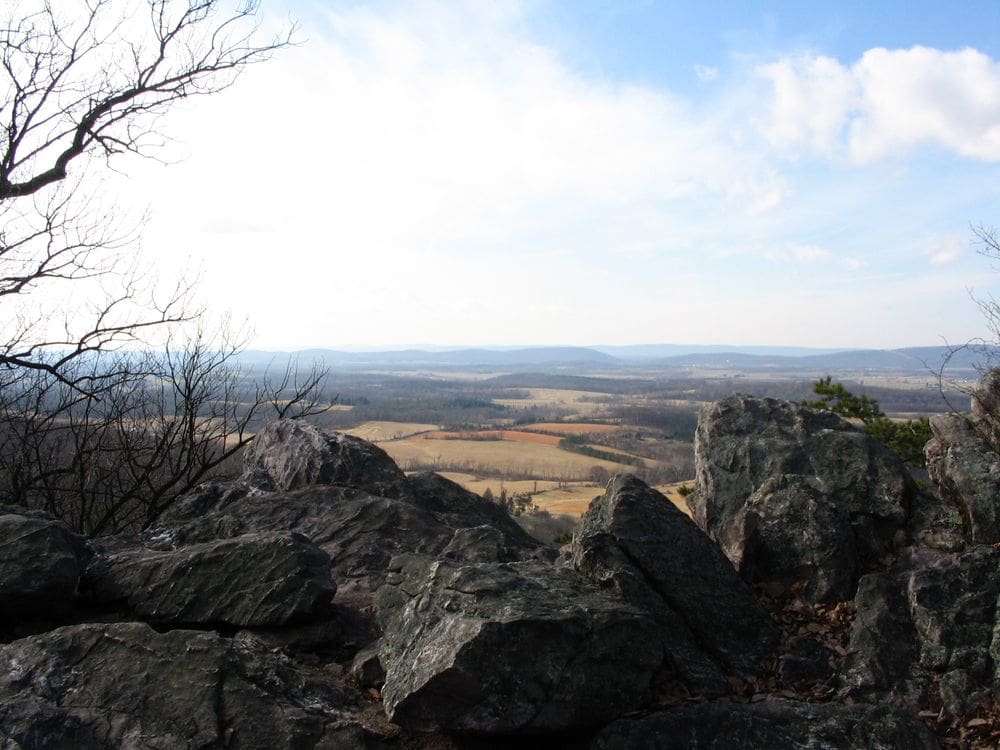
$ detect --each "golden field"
[492,388,613,418]
[345,421,438,441]
[518,422,624,435]
[344,419,692,520]
[379,435,626,479]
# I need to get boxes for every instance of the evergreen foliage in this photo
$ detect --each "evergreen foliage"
[806,377,932,468]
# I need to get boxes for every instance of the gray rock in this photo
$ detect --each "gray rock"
[570,475,778,693]
[82,531,334,627]
[376,554,662,734]
[691,395,918,601]
[971,367,1000,440]
[926,411,1000,544]
[0,506,89,618]
[349,643,385,690]
[843,545,1000,718]
[441,525,510,563]
[154,473,542,593]
[406,472,546,556]
[590,699,940,749]
[0,622,369,749]
[243,419,407,497]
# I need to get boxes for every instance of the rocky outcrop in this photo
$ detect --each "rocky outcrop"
[1,412,986,748]
[243,418,408,497]
[591,699,940,749]
[971,367,1000,440]
[925,411,1000,544]
[843,545,1000,718]
[691,395,925,601]
[376,553,662,733]
[150,476,542,594]
[570,475,778,694]
[0,507,89,619]
[0,622,371,749]
[83,531,334,627]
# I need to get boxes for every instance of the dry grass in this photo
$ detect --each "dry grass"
[656,481,695,518]
[436,471,695,520]
[381,436,625,479]
[493,388,613,418]
[437,473,573,497]
[424,430,562,446]
[532,485,603,516]
[519,422,623,435]
[346,421,438,442]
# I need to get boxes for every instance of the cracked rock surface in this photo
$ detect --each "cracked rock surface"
[376,553,662,734]
[0,622,369,749]
[570,474,778,695]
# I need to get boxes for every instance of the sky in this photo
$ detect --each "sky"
[110,0,1000,350]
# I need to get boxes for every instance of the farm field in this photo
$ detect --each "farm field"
[310,369,955,541]
[436,473,693,518]
[345,421,438,441]
[518,422,624,435]
[345,418,691,520]
[493,388,614,418]
[423,430,562,445]
[379,435,627,479]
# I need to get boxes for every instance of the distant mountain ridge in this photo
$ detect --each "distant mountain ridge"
[236,344,995,374]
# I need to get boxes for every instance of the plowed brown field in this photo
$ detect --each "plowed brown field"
[423,430,562,445]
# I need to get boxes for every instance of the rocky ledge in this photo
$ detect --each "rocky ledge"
[2,378,999,748]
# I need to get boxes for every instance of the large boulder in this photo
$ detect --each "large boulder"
[691,395,918,601]
[925,411,1000,544]
[154,475,542,594]
[375,553,663,734]
[570,475,778,693]
[0,622,371,748]
[843,545,1000,718]
[83,531,335,627]
[0,506,89,621]
[243,419,408,497]
[590,699,940,749]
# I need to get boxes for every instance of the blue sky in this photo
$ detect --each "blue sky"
[121,0,1000,349]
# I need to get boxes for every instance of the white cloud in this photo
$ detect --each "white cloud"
[121,0,803,347]
[756,46,1000,163]
[755,55,859,157]
[93,3,993,349]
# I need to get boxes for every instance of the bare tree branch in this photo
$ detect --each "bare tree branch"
[0,0,294,199]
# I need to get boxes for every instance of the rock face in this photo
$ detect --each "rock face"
[843,545,1000,717]
[570,475,778,693]
[152,475,542,594]
[971,367,1000,440]
[591,699,941,749]
[243,418,408,497]
[83,531,334,627]
[376,553,662,733]
[691,395,917,601]
[0,622,368,749]
[0,507,89,618]
[0,412,984,748]
[925,411,1000,544]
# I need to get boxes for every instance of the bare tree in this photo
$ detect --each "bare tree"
[929,223,1000,436]
[0,0,293,383]
[1,0,291,200]
[0,3,330,533]
[0,324,331,535]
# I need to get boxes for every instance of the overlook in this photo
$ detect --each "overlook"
[2,1,1000,748]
